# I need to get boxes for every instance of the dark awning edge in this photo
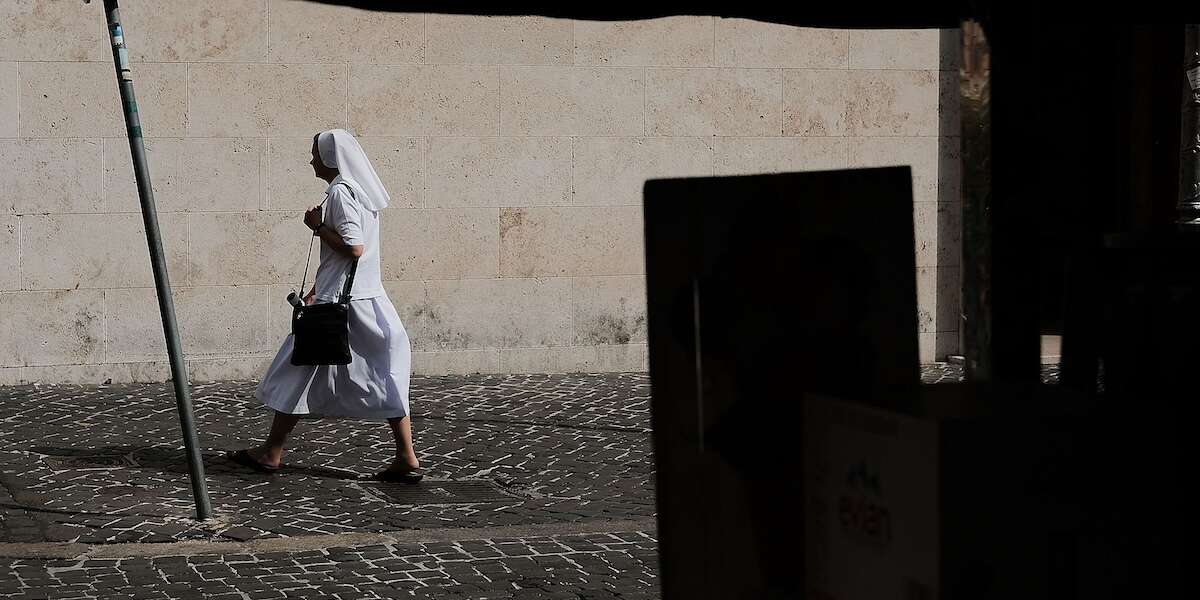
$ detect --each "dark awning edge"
[302,0,970,28]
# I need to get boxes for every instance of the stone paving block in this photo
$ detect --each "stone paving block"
[0,365,980,585]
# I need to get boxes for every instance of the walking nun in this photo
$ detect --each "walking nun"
[230,129,422,483]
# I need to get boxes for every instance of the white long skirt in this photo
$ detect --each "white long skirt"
[256,295,411,419]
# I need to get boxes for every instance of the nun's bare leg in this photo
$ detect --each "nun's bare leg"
[385,416,420,472]
[246,411,300,468]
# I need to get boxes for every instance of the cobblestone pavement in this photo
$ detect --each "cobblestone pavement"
[0,366,1008,597]
[0,374,654,546]
[0,531,659,600]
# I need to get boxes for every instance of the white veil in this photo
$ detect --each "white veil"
[316,129,390,211]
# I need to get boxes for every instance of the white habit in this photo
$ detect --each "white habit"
[256,130,411,419]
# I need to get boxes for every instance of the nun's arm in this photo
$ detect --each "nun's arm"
[315,225,364,259]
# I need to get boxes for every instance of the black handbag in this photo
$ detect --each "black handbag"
[290,199,360,366]
[290,258,357,366]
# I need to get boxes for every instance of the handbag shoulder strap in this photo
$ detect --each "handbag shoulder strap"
[338,258,358,304]
[297,181,361,304]
[333,181,359,304]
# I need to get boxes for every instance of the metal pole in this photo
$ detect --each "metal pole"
[960,19,993,381]
[97,0,212,520]
[1179,24,1200,228]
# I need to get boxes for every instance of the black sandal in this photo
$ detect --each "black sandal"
[368,468,423,484]
[227,449,282,474]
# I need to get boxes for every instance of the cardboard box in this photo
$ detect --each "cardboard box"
[804,386,1095,600]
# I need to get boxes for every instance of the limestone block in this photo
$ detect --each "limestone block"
[713,137,850,176]
[122,0,268,62]
[499,207,644,277]
[21,213,187,289]
[349,65,498,136]
[268,0,422,64]
[1,139,105,215]
[379,208,500,281]
[570,276,647,346]
[106,138,264,213]
[715,20,847,68]
[916,266,936,334]
[0,63,16,138]
[0,290,103,366]
[188,211,310,286]
[847,136,940,203]
[574,138,712,206]
[426,15,572,65]
[268,136,423,211]
[187,64,346,137]
[499,344,646,374]
[20,62,186,138]
[849,29,941,70]
[575,17,714,66]
[418,278,572,351]
[0,0,108,62]
[105,285,270,361]
[937,265,960,333]
[411,350,500,376]
[500,67,644,136]
[0,217,18,290]
[427,137,572,208]
[785,69,939,137]
[646,68,781,136]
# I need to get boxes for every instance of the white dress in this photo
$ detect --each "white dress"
[256,177,411,419]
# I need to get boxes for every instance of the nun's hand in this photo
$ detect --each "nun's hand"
[303,206,323,231]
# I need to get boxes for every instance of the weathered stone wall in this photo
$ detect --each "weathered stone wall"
[0,1,961,383]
